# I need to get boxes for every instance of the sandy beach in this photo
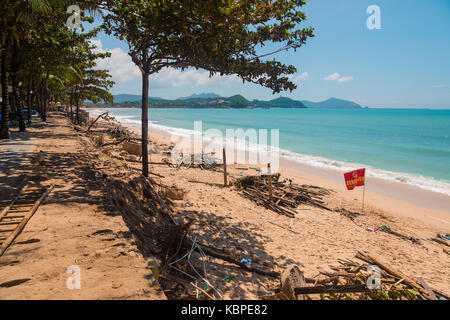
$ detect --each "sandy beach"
[1,112,449,300]
[140,120,450,229]
[113,113,450,294]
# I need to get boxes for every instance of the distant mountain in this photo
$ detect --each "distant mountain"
[226,95,252,108]
[253,97,306,108]
[177,93,222,100]
[113,94,164,103]
[98,94,360,110]
[301,97,362,109]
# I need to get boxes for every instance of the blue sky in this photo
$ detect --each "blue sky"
[90,0,450,108]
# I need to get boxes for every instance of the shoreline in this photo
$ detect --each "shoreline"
[96,111,449,222]
[88,108,450,199]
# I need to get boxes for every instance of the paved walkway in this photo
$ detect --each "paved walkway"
[0,114,166,299]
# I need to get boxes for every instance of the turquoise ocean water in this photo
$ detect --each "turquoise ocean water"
[92,108,450,196]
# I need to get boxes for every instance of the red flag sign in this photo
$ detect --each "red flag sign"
[344,169,366,191]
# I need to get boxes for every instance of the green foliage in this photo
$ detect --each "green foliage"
[103,0,314,94]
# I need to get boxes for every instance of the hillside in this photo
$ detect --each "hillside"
[253,97,306,108]
[301,97,362,109]
[89,94,362,109]
[177,93,222,100]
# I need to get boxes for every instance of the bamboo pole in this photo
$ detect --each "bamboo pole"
[267,163,273,202]
[223,148,227,187]
[0,185,54,257]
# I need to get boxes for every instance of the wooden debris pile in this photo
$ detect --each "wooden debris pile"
[173,153,221,170]
[265,252,449,300]
[234,175,331,217]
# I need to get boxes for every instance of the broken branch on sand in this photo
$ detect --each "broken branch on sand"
[235,175,332,216]
[85,112,109,133]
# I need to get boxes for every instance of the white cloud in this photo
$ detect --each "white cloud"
[89,39,240,88]
[289,72,308,82]
[338,76,354,83]
[151,67,240,89]
[324,72,354,83]
[324,73,341,81]
[90,40,140,83]
[432,84,449,88]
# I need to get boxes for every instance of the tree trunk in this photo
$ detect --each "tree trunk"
[37,92,43,119]
[40,79,45,120]
[69,93,74,122]
[0,38,11,139]
[141,72,150,177]
[12,74,25,132]
[27,77,32,125]
[75,95,80,125]
[11,39,25,132]
[41,70,49,122]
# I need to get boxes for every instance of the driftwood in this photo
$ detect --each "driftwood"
[278,265,307,300]
[431,237,449,247]
[191,240,280,278]
[235,175,331,216]
[417,277,438,300]
[268,252,449,300]
[377,225,421,245]
[85,112,108,133]
[357,251,449,300]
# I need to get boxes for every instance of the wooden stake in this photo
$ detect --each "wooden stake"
[267,163,273,202]
[223,148,227,186]
[362,186,366,214]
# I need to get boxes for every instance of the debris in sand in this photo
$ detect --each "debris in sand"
[430,234,449,247]
[264,252,448,300]
[172,153,221,171]
[376,225,422,245]
[234,175,331,217]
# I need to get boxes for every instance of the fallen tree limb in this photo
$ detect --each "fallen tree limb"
[101,137,128,147]
[431,238,450,247]
[86,112,108,134]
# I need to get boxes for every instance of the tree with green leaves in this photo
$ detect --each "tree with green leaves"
[104,0,314,177]
[0,0,107,138]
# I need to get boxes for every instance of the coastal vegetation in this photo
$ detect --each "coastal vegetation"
[87,94,362,109]
[0,0,113,139]
[1,0,314,177]
[102,0,314,177]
